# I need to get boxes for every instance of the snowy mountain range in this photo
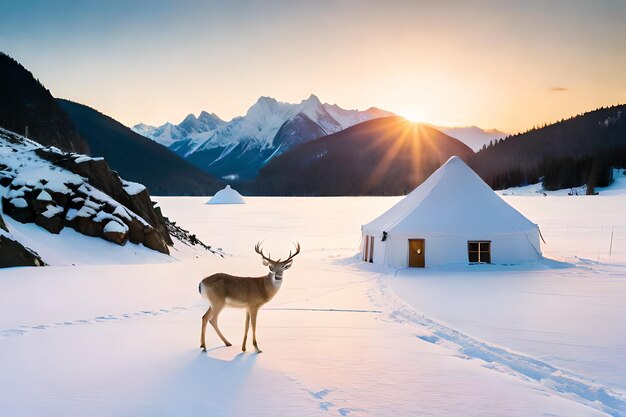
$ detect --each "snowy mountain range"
[133,95,393,179]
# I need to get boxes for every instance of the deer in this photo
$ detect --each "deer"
[199,241,301,353]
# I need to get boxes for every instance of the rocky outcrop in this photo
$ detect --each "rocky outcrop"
[0,213,44,268]
[164,217,225,258]
[0,128,171,255]
[35,149,172,248]
[1,172,169,254]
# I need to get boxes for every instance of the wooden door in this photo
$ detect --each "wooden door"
[408,239,425,267]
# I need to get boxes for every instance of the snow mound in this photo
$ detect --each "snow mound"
[206,185,245,205]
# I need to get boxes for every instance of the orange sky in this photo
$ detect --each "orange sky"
[2,0,625,132]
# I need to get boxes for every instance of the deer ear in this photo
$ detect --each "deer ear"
[262,260,269,266]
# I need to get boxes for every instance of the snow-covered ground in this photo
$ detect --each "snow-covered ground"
[498,169,626,197]
[1,195,625,416]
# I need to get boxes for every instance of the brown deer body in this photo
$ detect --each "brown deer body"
[199,242,300,353]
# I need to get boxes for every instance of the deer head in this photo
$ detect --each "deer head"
[255,241,301,279]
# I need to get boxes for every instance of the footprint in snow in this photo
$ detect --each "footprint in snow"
[309,388,333,399]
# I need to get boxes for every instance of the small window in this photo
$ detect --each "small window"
[468,241,491,264]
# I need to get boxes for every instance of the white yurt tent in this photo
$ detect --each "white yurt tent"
[361,157,541,267]
[206,185,246,205]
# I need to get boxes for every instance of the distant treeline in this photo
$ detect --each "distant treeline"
[469,105,626,194]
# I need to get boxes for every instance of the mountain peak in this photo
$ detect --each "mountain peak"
[303,93,321,103]
[256,96,279,105]
[298,94,324,113]
[198,111,222,122]
[246,96,283,118]
[181,113,198,124]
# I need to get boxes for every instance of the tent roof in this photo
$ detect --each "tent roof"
[363,156,537,236]
[207,185,246,204]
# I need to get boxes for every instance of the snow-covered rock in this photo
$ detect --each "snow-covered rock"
[10,197,28,208]
[0,210,43,267]
[207,185,245,204]
[121,179,146,196]
[104,220,127,233]
[36,190,53,202]
[102,220,129,245]
[0,127,172,257]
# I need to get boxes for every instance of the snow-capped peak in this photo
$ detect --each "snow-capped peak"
[198,111,223,123]
[181,113,198,124]
[322,103,394,129]
[132,95,394,158]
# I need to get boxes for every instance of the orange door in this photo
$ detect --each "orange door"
[408,239,425,267]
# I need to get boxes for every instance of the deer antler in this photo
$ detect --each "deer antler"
[255,241,276,264]
[280,242,301,265]
[254,241,301,265]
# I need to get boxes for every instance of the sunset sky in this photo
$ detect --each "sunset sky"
[1,0,625,132]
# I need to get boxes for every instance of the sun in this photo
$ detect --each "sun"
[399,110,424,123]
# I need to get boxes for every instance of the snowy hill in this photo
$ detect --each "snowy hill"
[133,95,393,179]
[206,185,245,204]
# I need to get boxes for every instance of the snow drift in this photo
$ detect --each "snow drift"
[207,185,245,205]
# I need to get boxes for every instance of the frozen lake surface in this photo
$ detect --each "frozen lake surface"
[1,195,625,417]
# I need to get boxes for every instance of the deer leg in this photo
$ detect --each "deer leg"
[209,303,232,347]
[250,307,262,353]
[242,311,250,352]
[200,306,213,351]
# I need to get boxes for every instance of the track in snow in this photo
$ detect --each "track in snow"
[371,278,626,417]
[0,306,192,342]
[0,305,382,343]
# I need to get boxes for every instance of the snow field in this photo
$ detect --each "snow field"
[1,195,625,416]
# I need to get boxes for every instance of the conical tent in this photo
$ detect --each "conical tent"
[361,157,541,267]
[207,185,246,204]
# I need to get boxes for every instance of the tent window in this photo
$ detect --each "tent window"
[468,241,491,264]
